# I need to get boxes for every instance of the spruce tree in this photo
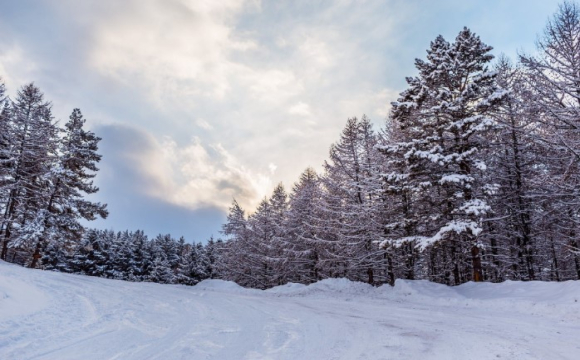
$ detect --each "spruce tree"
[386,28,507,284]
[0,84,58,261]
[30,108,108,267]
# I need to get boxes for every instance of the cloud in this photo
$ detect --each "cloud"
[96,123,271,213]
[0,45,38,94]
[288,102,312,117]
[162,138,273,211]
[195,118,213,130]
[268,163,277,174]
[88,0,260,104]
[89,123,227,241]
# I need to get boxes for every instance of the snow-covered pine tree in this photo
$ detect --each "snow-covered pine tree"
[148,256,175,284]
[482,57,540,281]
[152,234,180,277]
[105,230,134,279]
[182,242,204,284]
[520,2,580,280]
[0,84,59,262]
[233,184,290,288]
[268,183,289,284]
[240,198,276,288]
[204,236,221,280]
[386,28,507,285]
[41,242,71,273]
[0,79,9,182]
[29,108,108,268]
[378,118,420,284]
[132,230,151,280]
[284,168,325,283]
[319,116,385,284]
[146,234,177,284]
[220,199,257,286]
[69,229,110,277]
[0,79,10,230]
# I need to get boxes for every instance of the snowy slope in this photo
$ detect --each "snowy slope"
[1,261,579,360]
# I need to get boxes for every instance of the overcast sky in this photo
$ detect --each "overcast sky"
[0,0,561,242]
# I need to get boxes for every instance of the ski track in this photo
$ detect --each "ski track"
[1,261,579,360]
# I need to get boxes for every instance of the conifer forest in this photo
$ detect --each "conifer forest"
[3,2,580,291]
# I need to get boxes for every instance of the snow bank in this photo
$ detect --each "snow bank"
[266,278,375,298]
[195,279,260,295]
[264,276,580,319]
[0,262,49,318]
[2,261,580,360]
[383,278,580,319]
[264,282,306,294]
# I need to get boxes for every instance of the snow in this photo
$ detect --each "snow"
[1,261,579,360]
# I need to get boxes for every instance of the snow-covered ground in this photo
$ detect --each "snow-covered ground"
[1,261,579,360]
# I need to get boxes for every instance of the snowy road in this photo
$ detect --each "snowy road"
[1,261,579,360]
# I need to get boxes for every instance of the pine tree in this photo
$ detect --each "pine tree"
[29,108,108,268]
[124,230,150,280]
[41,242,71,273]
[148,257,175,284]
[284,168,325,283]
[69,229,110,276]
[481,58,541,281]
[0,84,58,261]
[520,1,580,279]
[220,199,255,286]
[0,79,11,233]
[385,28,507,284]
[268,183,289,284]
[320,116,386,284]
[0,78,10,186]
[204,237,221,280]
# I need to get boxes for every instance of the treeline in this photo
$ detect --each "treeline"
[42,229,220,285]
[0,81,107,267]
[216,3,580,288]
[4,3,580,291]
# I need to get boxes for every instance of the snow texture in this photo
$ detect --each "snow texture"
[1,260,579,359]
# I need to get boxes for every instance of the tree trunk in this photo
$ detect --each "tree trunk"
[387,253,395,287]
[0,224,11,260]
[551,237,561,282]
[471,245,483,282]
[30,240,42,268]
[571,240,580,280]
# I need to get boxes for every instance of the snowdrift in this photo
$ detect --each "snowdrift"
[1,260,579,360]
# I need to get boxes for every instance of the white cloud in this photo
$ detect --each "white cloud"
[195,118,213,130]
[41,0,407,213]
[288,102,312,117]
[0,45,37,94]
[141,132,272,212]
[89,0,260,103]
[268,163,277,174]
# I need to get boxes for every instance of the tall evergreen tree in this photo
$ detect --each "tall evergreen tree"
[30,108,108,267]
[320,116,385,283]
[385,28,507,284]
[520,1,580,279]
[284,168,325,283]
[0,84,58,261]
[482,58,541,281]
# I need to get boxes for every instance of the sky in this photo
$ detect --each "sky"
[0,0,561,243]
